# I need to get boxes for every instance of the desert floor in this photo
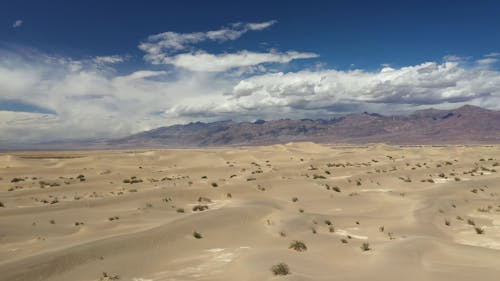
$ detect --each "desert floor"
[1,143,500,281]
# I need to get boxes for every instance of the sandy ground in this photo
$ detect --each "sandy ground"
[1,142,500,281]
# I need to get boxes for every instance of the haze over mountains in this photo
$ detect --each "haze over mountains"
[105,105,500,148]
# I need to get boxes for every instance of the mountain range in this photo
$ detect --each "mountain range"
[105,105,500,147]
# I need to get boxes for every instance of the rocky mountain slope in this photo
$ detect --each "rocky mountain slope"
[109,105,500,147]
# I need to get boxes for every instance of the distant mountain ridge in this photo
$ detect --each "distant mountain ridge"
[109,105,500,147]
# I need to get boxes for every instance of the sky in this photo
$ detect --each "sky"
[1,0,500,144]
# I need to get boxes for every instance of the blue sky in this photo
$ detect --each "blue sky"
[1,0,500,143]
[3,0,500,70]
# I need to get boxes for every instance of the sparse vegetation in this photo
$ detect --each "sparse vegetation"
[361,242,371,251]
[475,227,485,234]
[289,240,307,252]
[11,177,25,183]
[193,231,203,239]
[192,205,209,212]
[271,263,290,276]
[123,176,143,184]
[100,272,120,280]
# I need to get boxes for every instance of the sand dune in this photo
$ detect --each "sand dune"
[1,144,500,280]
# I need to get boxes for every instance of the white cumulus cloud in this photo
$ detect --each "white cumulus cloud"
[137,20,317,74]
[12,19,23,28]
[162,50,318,72]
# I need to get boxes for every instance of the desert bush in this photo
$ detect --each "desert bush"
[329,226,335,232]
[11,177,25,183]
[176,208,185,213]
[341,238,348,243]
[0,201,4,207]
[399,176,412,183]
[123,177,142,184]
[475,227,485,234]
[211,182,218,187]
[387,232,395,240]
[291,197,298,202]
[101,272,119,280]
[467,219,476,226]
[332,186,341,192]
[324,219,332,225]
[49,219,55,224]
[445,219,451,226]
[271,263,290,276]
[313,174,326,179]
[289,240,307,252]
[361,242,371,251]
[193,231,203,239]
[198,197,212,203]
[192,205,209,212]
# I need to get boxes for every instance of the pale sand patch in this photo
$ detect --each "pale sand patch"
[335,228,368,240]
[433,178,452,183]
[136,247,251,281]
[329,175,352,180]
[360,188,392,192]
[186,199,230,211]
[455,233,500,250]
